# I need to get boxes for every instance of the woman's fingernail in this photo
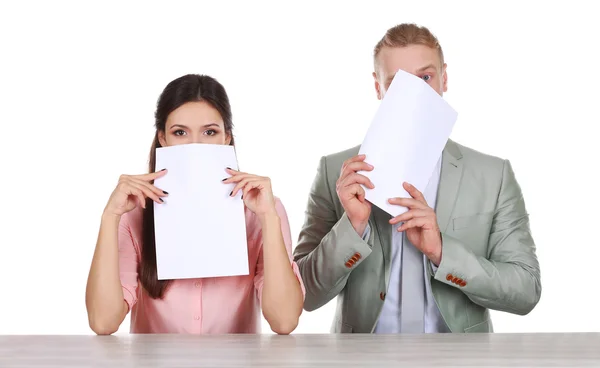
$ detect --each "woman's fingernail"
[163,191,169,195]
[241,195,243,200]
[160,198,164,202]
[230,191,233,196]
[222,178,227,182]
[160,168,166,171]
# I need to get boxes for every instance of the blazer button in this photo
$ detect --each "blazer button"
[354,252,362,260]
[452,277,459,284]
[446,274,453,281]
[380,292,386,301]
[459,280,467,287]
[345,261,353,268]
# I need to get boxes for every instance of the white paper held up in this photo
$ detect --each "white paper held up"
[153,143,249,280]
[358,69,458,217]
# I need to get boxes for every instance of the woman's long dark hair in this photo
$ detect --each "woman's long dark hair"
[140,74,235,299]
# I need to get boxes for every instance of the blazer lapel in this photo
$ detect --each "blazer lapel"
[371,206,392,288]
[435,140,464,232]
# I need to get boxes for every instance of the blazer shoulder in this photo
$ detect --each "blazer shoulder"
[321,145,361,171]
[452,140,506,172]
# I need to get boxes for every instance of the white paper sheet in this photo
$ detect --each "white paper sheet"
[358,69,458,217]
[153,143,249,280]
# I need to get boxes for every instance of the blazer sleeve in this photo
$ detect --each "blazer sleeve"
[431,159,542,315]
[293,156,375,311]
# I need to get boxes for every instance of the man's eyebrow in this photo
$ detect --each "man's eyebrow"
[417,64,437,72]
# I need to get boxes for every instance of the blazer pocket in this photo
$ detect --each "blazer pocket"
[453,212,493,231]
[342,323,353,333]
[336,318,354,333]
[464,319,491,333]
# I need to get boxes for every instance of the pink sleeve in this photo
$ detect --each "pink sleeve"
[118,212,140,312]
[254,199,306,304]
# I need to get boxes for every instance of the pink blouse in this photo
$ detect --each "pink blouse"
[117,198,305,334]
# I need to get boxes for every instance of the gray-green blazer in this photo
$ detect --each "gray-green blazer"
[293,139,541,333]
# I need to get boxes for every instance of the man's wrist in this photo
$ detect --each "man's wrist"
[349,217,368,237]
[427,233,443,266]
[428,251,442,266]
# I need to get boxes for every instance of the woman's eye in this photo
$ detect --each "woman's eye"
[205,130,217,136]
[174,130,186,136]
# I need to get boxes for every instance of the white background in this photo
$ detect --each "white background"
[0,1,598,334]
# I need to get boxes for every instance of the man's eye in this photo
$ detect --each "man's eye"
[422,75,431,82]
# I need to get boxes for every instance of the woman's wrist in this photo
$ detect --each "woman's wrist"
[101,209,122,225]
[257,206,279,223]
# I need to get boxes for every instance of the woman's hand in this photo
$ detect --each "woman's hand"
[224,168,276,216]
[104,169,169,217]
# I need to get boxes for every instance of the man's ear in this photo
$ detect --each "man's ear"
[442,63,448,93]
[373,71,383,100]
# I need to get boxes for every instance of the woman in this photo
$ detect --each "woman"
[85,74,305,335]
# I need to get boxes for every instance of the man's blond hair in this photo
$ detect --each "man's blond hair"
[373,23,444,71]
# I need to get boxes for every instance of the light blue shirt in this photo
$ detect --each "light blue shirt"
[368,157,449,333]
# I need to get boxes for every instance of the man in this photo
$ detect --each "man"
[293,23,541,333]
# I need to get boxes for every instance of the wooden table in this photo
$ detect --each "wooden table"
[1,333,599,367]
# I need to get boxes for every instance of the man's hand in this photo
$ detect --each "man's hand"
[336,154,375,236]
[388,182,442,265]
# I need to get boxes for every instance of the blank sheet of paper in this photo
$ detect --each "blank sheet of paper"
[153,144,249,280]
[358,69,458,217]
